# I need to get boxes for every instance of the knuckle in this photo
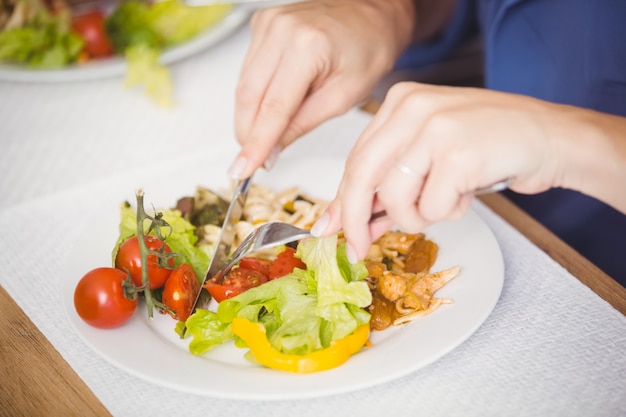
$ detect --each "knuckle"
[257,95,289,121]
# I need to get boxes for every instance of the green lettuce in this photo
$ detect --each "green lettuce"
[0,1,83,68]
[123,44,173,107]
[104,0,232,106]
[184,235,372,356]
[148,0,232,46]
[112,202,211,282]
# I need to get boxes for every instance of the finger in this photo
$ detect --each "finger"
[235,31,285,144]
[415,108,518,222]
[339,125,414,260]
[332,84,439,258]
[349,82,421,154]
[233,49,321,178]
[275,76,371,150]
[367,217,395,243]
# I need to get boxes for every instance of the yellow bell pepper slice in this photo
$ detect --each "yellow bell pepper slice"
[231,317,370,373]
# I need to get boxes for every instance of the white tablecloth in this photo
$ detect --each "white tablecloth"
[1,20,625,417]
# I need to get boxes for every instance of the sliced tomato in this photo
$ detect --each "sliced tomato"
[161,264,201,321]
[268,247,306,280]
[238,257,271,278]
[204,268,268,303]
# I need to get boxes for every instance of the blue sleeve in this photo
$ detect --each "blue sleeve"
[394,0,478,70]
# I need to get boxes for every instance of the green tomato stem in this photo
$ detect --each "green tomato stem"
[136,188,156,319]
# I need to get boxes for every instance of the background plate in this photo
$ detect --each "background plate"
[61,156,504,400]
[0,6,250,83]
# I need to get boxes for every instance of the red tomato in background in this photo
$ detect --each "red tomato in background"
[268,247,306,279]
[204,268,268,303]
[162,264,201,321]
[74,267,138,329]
[238,257,271,278]
[72,11,114,58]
[115,235,174,290]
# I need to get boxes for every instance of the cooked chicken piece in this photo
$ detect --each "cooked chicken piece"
[378,271,410,302]
[392,266,460,315]
[365,261,386,281]
[374,231,422,255]
[367,292,395,331]
[404,237,439,273]
[408,266,460,298]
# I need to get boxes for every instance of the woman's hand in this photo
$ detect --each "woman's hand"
[228,0,416,179]
[313,82,626,262]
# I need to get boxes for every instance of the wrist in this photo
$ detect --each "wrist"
[554,107,626,214]
[351,0,417,57]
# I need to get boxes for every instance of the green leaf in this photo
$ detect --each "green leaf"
[184,236,372,357]
[112,202,210,283]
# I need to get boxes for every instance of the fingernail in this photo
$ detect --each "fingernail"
[310,213,329,237]
[345,242,358,264]
[263,146,280,171]
[227,155,247,179]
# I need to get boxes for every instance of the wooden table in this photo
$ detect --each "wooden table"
[1,191,623,417]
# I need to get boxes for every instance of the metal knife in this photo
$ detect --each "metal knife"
[181,175,253,336]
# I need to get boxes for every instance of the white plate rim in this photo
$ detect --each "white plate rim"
[0,5,251,83]
[60,156,504,400]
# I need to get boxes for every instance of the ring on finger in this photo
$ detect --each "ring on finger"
[393,160,421,178]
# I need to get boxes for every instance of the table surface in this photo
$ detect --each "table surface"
[1,16,625,417]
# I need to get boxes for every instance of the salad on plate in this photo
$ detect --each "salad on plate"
[0,0,234,105]
[72,183,461,374]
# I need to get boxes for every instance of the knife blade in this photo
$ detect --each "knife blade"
[181,176,253,336]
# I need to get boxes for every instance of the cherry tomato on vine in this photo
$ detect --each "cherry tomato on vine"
[204,268,268,303]
[268,247,306,280]
[71,10,114,58]
[162,264,201,321]
[74,267,138,329]
[115,235,174,290]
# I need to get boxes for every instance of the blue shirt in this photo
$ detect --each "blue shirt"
[395,0,626,282]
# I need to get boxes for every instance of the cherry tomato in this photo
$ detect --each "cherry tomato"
[74,267,138,329]
[238,257,271,279]
[115,235,174,290]
[72,11,114,58]
[268,247,306,279]
[162,264,201,321]
[204,268,268,303]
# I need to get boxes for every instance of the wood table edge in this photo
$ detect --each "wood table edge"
[0,285,112,417]
[479,193,626,315]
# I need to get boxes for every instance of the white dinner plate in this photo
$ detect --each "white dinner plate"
[61,156,504,400]
[0,6,250,83]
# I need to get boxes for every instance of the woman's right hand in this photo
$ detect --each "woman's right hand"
[228,0,416,179]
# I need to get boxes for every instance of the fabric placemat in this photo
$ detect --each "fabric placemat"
[1,154,624,417]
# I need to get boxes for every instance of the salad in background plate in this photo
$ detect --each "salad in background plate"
[0,0,234,105]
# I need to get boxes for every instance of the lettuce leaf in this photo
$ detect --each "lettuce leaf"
[0,14,83,67]
[148,0,232,46]
[123,44,173,108]
[103,0,232,106]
